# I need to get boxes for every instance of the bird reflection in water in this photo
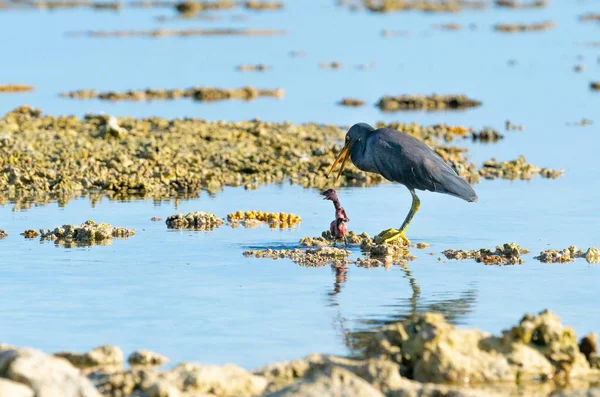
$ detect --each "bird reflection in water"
[324,259,477,354]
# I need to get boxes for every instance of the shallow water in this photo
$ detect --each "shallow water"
[1,0,600,369]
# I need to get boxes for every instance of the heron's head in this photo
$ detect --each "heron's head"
[320,188,338,201]
[328,123,374,180]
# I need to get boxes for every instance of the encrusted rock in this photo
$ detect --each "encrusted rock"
[376,94,481,112]
[495,21,556,32]
[68,28,287,38]
[0,378,34,397]
[338,98,366,107]
[479,156,563,180]
[0,347,100,396]
[227,210,300,228]
[443,243,529,265]
[55,345,123,369]
[237,64,271,72]
[363,309,593,384]
[534,246,585,263]
[496,0,547,8]
[0,84,34,93]
[60,86,284,102]
[128,350,170,366]
[21,229,39,238]
[39,220,136,247]
[166,211,223,230]
[243,247,351,267]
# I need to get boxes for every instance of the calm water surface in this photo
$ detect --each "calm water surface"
[0,0,599,369]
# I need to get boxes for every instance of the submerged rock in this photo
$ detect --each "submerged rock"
[495,21,556,32]
[166,211,224,230]
[338,98,366,107]
[443,243,529,265]
[67,28,288,38]
[128,350,170,366]
[0,84,34,93]
[60,86,284,102]
[39,220,136,247]
[243,247,351,267]
[495,0,547,8]
[376,94,482,112]
[55,345,123,369]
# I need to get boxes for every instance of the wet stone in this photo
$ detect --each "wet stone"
[0,84,34,93]
[67,28,287,38]
[580,13,600,22]
[21,230,39,239]
[341,0,488,13]
[479,156,563,180]
[60,86,284,102]
[55,345,123,369]
[166,211,223,230]
[443,243,529,265]
[243,247,352,267]
[237,64,271,72]
[494,21,556,32]
[128,350,170,367]
[376,94,482,112]
[338,98,366,107]
[227,210,301,228]
[319,61,342,69]
[495,0,547,8]
[533,245,595,263]
[38,220,135,247]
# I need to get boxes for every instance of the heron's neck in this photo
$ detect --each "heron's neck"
[350,136,376,173]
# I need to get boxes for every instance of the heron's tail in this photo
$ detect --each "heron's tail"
[437,171,479,203]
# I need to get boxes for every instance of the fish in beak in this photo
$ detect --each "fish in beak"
[328,141,351,181]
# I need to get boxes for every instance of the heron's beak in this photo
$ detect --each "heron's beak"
[328,141,351,181]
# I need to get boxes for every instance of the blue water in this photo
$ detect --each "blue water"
[1,0,600,369]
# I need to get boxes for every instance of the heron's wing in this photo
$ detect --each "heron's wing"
[370,129,478,202]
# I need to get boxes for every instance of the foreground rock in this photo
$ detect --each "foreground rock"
[39,220,136,247]
[0,347,100,396]
[2,311,600,396]
[55,345,123,369]
[128,350,170,367]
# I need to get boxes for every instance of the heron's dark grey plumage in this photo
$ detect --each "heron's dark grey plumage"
[329,122,478,244]
[345,123,478,202]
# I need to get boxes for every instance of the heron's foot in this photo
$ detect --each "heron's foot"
[375,228,410,246]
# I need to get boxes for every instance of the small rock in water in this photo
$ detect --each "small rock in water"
[415,242,430,249]
[0,229,7,238]
[443,243,528,265]
[55,345,123,369]
[128,349,170,366]
[166,211,223,230]
[21,229,39,238]
[227,210,300,228]
[150,216,164,221]
[39,220,136,247]
[533,246,598,263]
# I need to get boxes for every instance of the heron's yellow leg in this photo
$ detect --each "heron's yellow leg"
[375,189,420,245]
